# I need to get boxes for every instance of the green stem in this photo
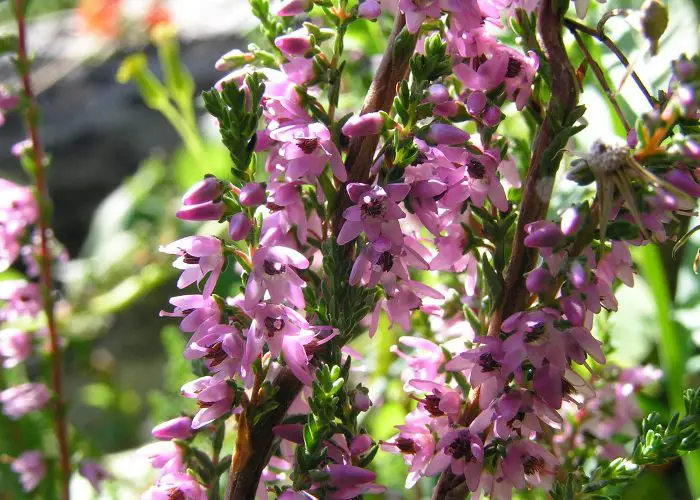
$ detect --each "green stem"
[633,244,700,498]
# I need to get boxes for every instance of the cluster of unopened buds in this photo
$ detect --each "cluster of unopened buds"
[150,0,699,497]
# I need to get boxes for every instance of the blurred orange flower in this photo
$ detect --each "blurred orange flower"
[145,1,173,34]
[78,0,124,38]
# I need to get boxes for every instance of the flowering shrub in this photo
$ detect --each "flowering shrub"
[1,0,700,499]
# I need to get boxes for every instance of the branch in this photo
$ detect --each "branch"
[332,13,416,235]
[14,2,71,499]
[224,14,417,499]
[434,0,579,494]
[564,17,655,108]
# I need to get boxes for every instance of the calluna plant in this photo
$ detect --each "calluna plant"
[1,0,700,499]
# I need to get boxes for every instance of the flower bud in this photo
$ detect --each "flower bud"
[467,91,487,115]
[665,169,700,197]
[182,177,222,206]
[358,0,381,20]
[350,434,373,455]
[626,129,638,148]
[239,183,266,207]
[641,0,668,55]
[560,206,584,236]
[215,49,251,72]
[353,391,371,412]
[275,0,311,16]
[525,267,554,294]
[152,416,193,440]
[341,112,384,137]
[275,29,312,58]
[228,213,252,241]
[426,84,449,104]
[524,224,563,248]
[483,105,501,127]
[561,295,585,326]
[176,201,225,221]
[427,123,469,145]
[568,261,587,289]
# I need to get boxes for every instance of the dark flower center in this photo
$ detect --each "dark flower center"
[478,352,501,372]
[182,251,200,265]
[264,317,285,337]
[506,57,522,78]
[396,437,418,454]
[263,260,286,276]
[377,251,394,272]
[361,197,386,219]
[524,323,546,344]
[422,394,445,416]
[472,54,488,71]
[297,138,319,154]
[523,455,546,476]
[446,430,475,461]
[168,488,186,500]
[467,159,486,179]
[205,341,228,367]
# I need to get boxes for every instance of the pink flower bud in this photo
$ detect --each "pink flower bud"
[561,295,585,326]
[526,267,554,294]
[353,391,371,411]
[665,169,700,197]
[215,49,250,72]
[239,183,266,207]
[426,84,449,104]
[560,207,584,236]
[272,423,304,443]
[427,123,469,145]
[182,177,222,206]
[228,213,251,241]
[327,464,376,486]
[341,112,384,137]
[467,91,487,115]
[483,105,501,127]
[176,201,225,221]
[350,434,373,455]
[568,261,587,289]
[152,416,194,440]
[275,0,311,16]
[626,129,638,148]
[274,29,312,58]
[358,0,381,20]
[524,225,563,248]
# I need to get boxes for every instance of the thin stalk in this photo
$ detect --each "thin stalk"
[633,245,700,498]
[564,17,655,108]
[568,25,631,132]
[14,2,71,499]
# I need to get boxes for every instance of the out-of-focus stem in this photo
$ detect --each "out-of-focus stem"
[14,2,71,499]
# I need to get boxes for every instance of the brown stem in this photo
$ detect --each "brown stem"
[224,14,417,500]
[332,13,416,236]
[564,18,655,108]
[14,3,71,499]
[433,1,579,496]
[568,25,631,132]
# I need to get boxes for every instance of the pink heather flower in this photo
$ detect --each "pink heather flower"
[79,461,110,493]
[239,182,267,206]
[0,382,50,419]
[275,0,310,16]
[182,177,223,206]
[381,422,436,487]
[11,451,45,492]
[0,180,39,270]
[399,0,442,33]
[392,336,445,389]
[181,376,237,429]
[358,0,381,19]
[501,309,567,375]
[427,123,470,145]
[425,428,484,492]
[337,183,409,246]
[160,236,225,298]
[185,324,245,382]
[502,440,558,491]
[243,303,316,384]
[275,29,312,58]
[525,267,554,294]
[341,112,384,137]
[426,84,450,104]
[483,105,502,127]
[245,245,309,309]
[524,220,564,248]
[377,280,444,334]
[228,213,252,241]
[349,236,429,288]
[503,49,539,110]
[142,472,207,500]
[467,90,487,115]
[0,328,32,368]
[160,294,221,334]
[152,416,194,440]
[445,336,506,408]
[408,379,462,421]
[431,224,478,293]
[176,200,226,221]
[454,52,509,92]
[271,122,347,182]
[325,464,386,499]
[470,389,563,440]
[441,151,508,211]
[138,441,183,471]
[560,206,584,236]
